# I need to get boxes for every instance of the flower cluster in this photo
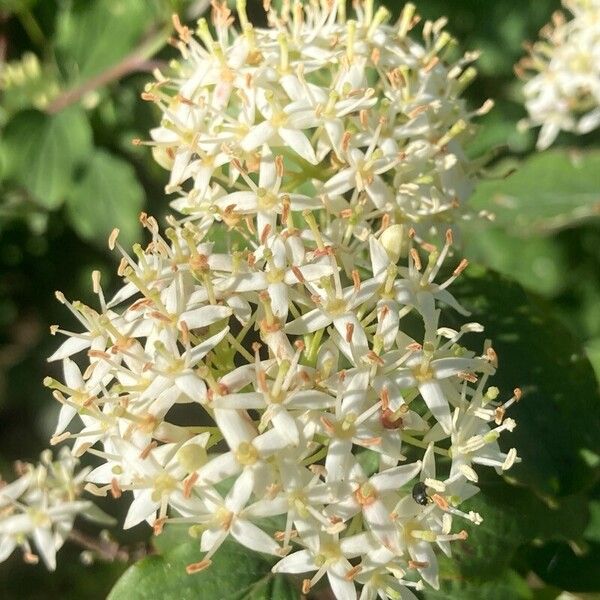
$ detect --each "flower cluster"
[40,206,519,597]
[518,0,600,150]
[144,0,491,241]
[29,2,520,598]
[0,449,102,570]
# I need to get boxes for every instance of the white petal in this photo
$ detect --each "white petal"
[537,120,560,151]
[108,281,138,307]
[63,358,84,389]
[200,528,228,553]
[365,176,393,209]
[578,108,600,134]
[214,191,258,212]
[53,404,78,436]
[279,128,318,165]
[226,468,254,513]
[324,118,344,156]
[178,305,232,330]
[0,474,32,507]
[378,299,399,351]
[285,309,332,334]
[33,527,57,570]
[0,513,32,535]
[325,438,352,483]
[0,537,16,562]
[283,264,333,285]
[363,499,400,552]
[226,295,252,325]
[324,168,355,197]
[435,288,470,316]
[244,496,288,519]
[268,282,289,319]
[421,442,436,481]
[328,561,357,600]
[198,452,240,485]
[272,549,316,573]
[333,314,368,363]
[213,408,256,448]
[188,327,229,365]
[419,379,452,433]
[253,428,288,455]
[175,372,207,402]
[370,461,422,492]
[432,357,481,379]
[287,390,335,409]
[271,407,299,447]
[124,490,159,529]
[369,236,391,276]
[231,519,280,555]
[409,541,439,589]
[258,146,277,189]
[390,368,417,388]
[48,336,91,361]
[217,392,265,410]
[241,121,275,152]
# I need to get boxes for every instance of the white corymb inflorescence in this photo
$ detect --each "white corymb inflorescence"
[0,449,102,570]
[518,0,600,150]
[144,0,491,240]
[40,208,520,597]
[32,2,520,598]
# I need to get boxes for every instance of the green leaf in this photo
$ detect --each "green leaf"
[585,338,600,384]
[463,225,566,297]
[2,108,92,209]
[470,150,600,236]
[55,0,166,82]
[451,475,589,580]
[425,568,532,600]
[450,268,600,496]
[152,524,193,554]
[584,501,600,544]
[523,541,600,593]
[108,540,300,600]
[65,150,144,248]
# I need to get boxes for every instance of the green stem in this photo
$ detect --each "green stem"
[402,433,449,456]
[16,7,46,49]
[301,443,328,466]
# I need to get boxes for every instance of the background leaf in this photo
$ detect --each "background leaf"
[108,540,300,600]
[450,475,589,580]
[55,0,166,82]
[449,268,600,496]
[1,108,92,209]
[65,149,144,248]
[470,151,600,236]
[425,568,533,600]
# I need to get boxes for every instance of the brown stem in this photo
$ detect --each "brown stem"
[68,529,130,563]
[45,26,170,115]
[0,12,9,63]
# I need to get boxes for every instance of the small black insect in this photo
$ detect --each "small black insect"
[411,481,430,506]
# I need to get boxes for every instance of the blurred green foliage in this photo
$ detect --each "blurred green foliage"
[1,0,599,598]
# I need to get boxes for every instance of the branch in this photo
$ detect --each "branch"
[45,25,170,115]
[68,529,130,563]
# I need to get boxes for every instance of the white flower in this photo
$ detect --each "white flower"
[325,460,422,552]
[273,530,376,600]
[519,0,600,148]
[0,450,104,570]
[198,469,282,562]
